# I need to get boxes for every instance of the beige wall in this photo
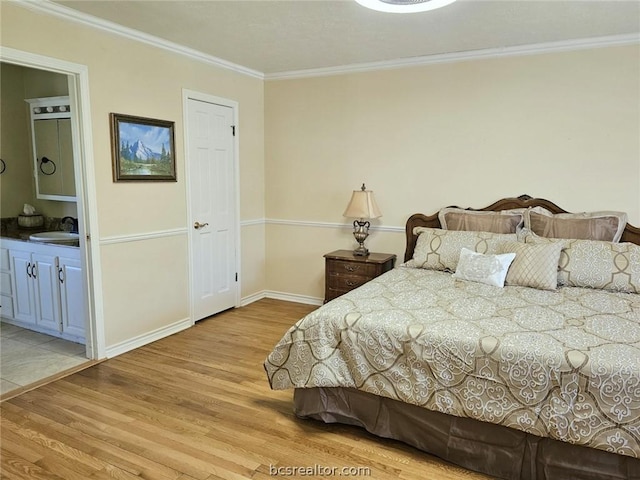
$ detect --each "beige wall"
[3,3,638,346]
[265,45,640,299]
[1,3,266,349]
[1,63,77,219]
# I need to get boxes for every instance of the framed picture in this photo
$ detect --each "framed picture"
[110,113,176,181]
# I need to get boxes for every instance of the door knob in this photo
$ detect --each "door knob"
[194,221,209,229]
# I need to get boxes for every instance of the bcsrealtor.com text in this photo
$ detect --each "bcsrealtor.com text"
[269,464,371,476]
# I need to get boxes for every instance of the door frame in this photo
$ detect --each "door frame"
[182,89,241,324]
[1,47,105,359]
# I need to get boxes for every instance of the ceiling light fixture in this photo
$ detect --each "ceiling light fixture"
[355,0,457,14]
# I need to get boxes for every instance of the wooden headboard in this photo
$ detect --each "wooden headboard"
[404,194,640,262]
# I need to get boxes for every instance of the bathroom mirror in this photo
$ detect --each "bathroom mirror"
[26,96,77,201]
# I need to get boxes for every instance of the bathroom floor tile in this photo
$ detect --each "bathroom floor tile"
[1,349,87,386]
[0,322,24,338]
[1,337,33,357]
[40,338,86,356]
[0,378,21,395]
[1,322,89,396]
[6,329,59,346]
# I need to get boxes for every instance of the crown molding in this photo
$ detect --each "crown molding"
[15,0,264,80]
[265,33,640,81]
[13,1,639,82]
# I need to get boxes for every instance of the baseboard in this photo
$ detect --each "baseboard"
[105,293,319,358]
[239,291,267,306]
[242,290,323,307]
[105,317,192,358]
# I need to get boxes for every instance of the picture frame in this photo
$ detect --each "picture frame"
[110,113,176,182]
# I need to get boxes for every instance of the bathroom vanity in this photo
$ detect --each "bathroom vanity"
[0,237,85,343]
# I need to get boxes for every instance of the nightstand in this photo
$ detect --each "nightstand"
[324,250,396,303]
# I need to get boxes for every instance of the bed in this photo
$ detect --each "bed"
[264,195,640,479]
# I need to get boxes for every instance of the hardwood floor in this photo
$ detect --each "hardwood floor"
[0,299,492,480]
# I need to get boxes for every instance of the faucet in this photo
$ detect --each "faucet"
[61,216,79,234]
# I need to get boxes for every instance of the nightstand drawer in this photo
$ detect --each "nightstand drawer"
[327,273,370,291]
[328,259,378,278]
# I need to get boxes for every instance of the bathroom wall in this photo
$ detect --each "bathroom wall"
[0,63,78,221]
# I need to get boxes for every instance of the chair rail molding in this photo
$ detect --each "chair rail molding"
[262,218,404,233]
[99,228,189,245]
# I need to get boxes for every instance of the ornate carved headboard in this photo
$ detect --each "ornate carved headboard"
[404,194,640,262]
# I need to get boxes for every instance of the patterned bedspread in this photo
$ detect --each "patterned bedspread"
[265,266,640,458]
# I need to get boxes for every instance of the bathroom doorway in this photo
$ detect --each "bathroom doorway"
[0,48,103,398]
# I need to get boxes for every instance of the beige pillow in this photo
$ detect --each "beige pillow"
[412,227,517,271]
[438,208,524,234]
[498,241,565,290]
[523,206,627,242]
[524,231,640,293]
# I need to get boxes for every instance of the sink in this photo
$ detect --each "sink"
[29,231,80,244]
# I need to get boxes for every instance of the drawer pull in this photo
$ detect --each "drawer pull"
[344,264,360,273]
[345,280,356,287]
[27,262,32,278]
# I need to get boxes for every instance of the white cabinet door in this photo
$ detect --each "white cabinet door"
[0,247,14,319]
[10,249,37,325]
[4,240,84,341]
[31,252,61,331]
[58,255,85,340]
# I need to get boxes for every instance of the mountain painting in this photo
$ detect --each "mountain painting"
[110,113,176,181]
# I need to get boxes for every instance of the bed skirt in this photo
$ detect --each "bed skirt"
[293,387,640,480]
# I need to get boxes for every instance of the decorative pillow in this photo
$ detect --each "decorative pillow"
[453,248,516,287]
[412,227,517,271]
[498,241,565,290]
[439,208,524,234]
[523,231,640,293]
[523,206,627,242]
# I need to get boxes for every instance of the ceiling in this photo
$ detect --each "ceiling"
[54,0,640,75]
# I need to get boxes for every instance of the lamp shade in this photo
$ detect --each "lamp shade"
[343,185,382,219]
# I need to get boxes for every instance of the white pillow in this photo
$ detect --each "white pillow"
[453,248,516,288]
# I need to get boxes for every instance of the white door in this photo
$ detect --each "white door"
[186,96,238,321]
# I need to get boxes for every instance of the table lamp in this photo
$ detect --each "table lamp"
[343,183,382,256]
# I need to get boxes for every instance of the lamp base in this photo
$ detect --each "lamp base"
[352,219,371,256]
[353,244,369,256]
